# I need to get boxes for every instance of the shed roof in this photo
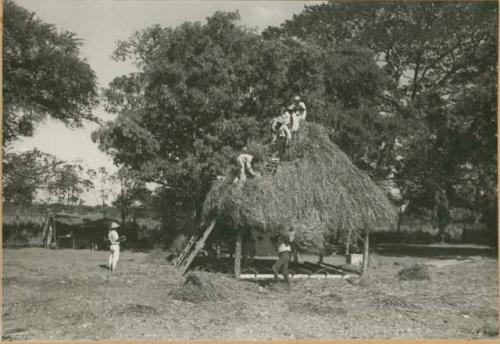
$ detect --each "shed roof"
[49,212,119,229]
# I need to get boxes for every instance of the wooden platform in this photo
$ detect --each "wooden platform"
[189,256,358,280]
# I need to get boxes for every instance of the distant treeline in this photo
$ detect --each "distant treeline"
[2,203,163,248]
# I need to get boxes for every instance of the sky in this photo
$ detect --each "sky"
[12,0,322,204]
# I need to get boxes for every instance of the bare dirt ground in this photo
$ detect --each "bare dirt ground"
[2,247,498,340]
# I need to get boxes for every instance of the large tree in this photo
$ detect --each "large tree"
[3,150,95,206]
[3,0,98,144]
[2,149,56,205]
[266,1,498,238]
[93,12,392,242]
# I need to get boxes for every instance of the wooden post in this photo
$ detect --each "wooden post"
[14,209,19,247]
[345,227,353,256]
[54,217,58,249]
[42,214,50,248]
[179,220,216,274]
[361,227,369,275]
[234,232,242,279]
[317,253,323,264]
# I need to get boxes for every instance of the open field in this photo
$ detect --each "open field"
[2,247,498,340]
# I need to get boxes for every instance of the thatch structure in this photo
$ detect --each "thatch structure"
[203,122,397,254]
[42,212,119,249]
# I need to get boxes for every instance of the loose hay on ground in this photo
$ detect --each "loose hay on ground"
[169,271,261,303]
[398,264,431,281]
[288,300,347,317]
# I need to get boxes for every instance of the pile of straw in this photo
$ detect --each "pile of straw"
[169,271,225,303]
[203,122,397,252]
[169,271,260,303]
[398,264,431,281]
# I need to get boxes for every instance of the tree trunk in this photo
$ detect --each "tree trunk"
[345,227,353,256]
[102,196,106,216]
[361,227,370,275]
[437,209,447,244]
[54,218,58,249]
[234,232,242,279]
[396,205,404,242]
[14,210,19,247]
[121,208,126,228]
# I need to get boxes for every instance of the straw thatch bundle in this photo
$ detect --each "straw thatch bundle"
[203,122,397,252]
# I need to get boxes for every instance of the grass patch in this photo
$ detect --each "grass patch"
[169,271,259,303]
[398,264,431,281]
[170,272,224,303]
[288,300,347,317]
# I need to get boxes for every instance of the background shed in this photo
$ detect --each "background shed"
[42,213,119,250]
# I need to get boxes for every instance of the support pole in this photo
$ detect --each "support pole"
[234,232,242,279]
[345,227,353,256]
[14,209,19,247]
[361,227,369,275]
[54,217,58,249]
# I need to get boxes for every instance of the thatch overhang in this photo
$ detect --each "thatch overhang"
[203,122,398,252]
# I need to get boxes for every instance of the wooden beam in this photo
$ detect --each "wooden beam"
[42,214,50,248]
[180,220,216,275]
[239,274,357,280]
[54,217,58,249]
[234,232,242,279]
[361,227,369,275]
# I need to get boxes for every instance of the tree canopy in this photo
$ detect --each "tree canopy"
[3,149,95,206]
[266,0,497,231]
[92,3,497,242]
[92,11,393,238]
[3,0,98,144]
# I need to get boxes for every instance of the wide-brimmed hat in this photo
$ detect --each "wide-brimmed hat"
[109,222,120,229]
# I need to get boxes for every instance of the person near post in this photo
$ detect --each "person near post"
[108,222,121,272]
[272,227,295,285]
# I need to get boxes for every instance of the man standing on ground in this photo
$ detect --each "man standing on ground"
[272,227,295,285]
[108,222,121,272]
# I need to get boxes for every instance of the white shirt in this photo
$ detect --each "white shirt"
[237,154,253,164]
[291,112,300,132]
[277,231,295,253]
[296,102,307,121]
[108,230,120,245]
[278,242,291,253]
[281,111,291,125]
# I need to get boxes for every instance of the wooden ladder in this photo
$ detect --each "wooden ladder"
[175,219,216,275]
[264,157,280,175]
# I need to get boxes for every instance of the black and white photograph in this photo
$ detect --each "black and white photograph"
[2,0,498,341]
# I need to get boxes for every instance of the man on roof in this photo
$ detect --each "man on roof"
[292,95,307,121]
[271,106,293,145]
[290,95,307,135]
[234,147,261,183]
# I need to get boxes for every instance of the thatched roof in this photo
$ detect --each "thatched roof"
[50,213,119,229]
[203,122,397,251]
